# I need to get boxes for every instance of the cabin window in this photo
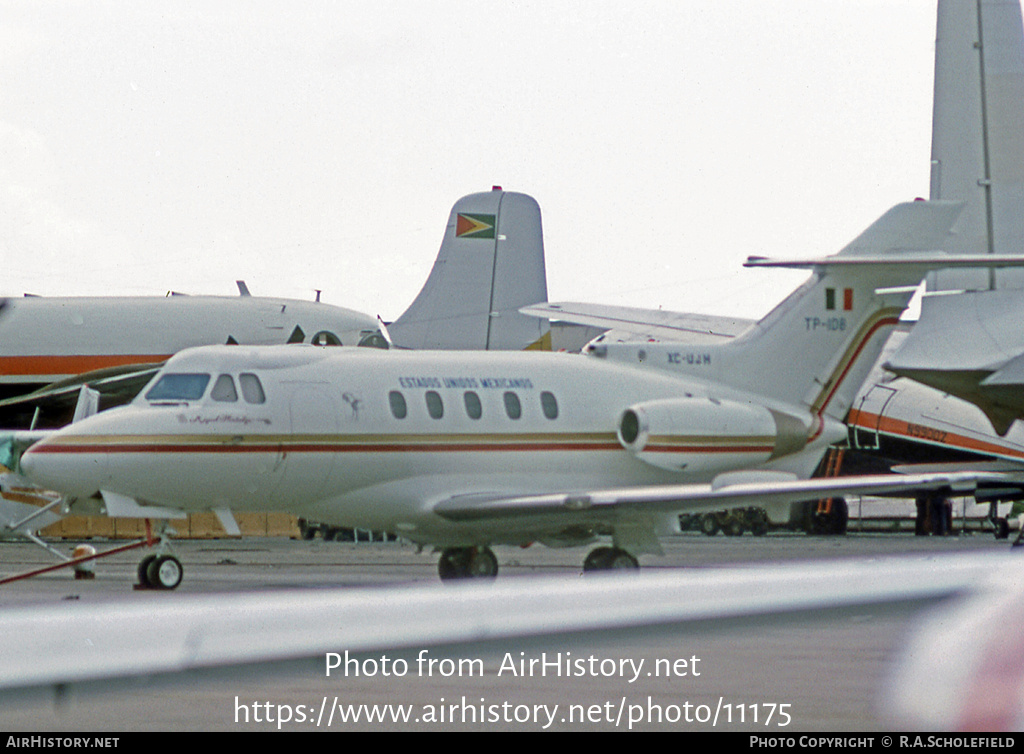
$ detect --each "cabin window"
[503,391,522,420]
[540,391,559,420]
[463,391,482,420]
[426,390,444,419]
[311,330,342,346]
[145,373,211,401]
[211,374,238,402]
[239,373,266,404]
[389,391,407,419]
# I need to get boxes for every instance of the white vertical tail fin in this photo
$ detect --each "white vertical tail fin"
[929,0,1024,291]
[388,188,549,350]
[716,202,969,424]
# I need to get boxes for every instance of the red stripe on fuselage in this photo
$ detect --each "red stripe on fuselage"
[0,354,172,378]
[29,438,775,455]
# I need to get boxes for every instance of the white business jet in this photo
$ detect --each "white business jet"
[20,200,1024,587]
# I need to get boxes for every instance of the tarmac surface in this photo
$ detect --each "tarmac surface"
[0,528,1016,732]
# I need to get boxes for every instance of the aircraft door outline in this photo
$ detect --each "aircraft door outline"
[850,383,898,451]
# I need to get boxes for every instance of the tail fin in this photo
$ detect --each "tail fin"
[387,188,549,350]
[716,201,969,423]
[929,0,1024,291]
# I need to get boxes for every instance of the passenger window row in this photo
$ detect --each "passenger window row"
[388,390,559,421]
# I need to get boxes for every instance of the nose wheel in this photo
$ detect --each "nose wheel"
[137,553,184,590]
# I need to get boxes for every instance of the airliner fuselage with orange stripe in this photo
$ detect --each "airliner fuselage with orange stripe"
[848,333,1024,471]
[0,294,380,397]
[0,188,551,408]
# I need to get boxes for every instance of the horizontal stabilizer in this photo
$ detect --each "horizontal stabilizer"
[745,201,1002,269]
[708,201,976,420]
[747,253,1024,271]
[888,289,1024,373]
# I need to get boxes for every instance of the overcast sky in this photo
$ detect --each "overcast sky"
[1,1,942,323]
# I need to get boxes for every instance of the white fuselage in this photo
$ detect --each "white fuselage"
[21,345,840,548]
[0,295,379,390]
[850,332,1024,467]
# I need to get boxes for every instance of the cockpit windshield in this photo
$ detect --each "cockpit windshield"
[144,373,211,401]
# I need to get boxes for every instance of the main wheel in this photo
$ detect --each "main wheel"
[583,546,615,571]
[723,512,744,536]
[809,497,848,535]
[146,554,183,590]
[583,546,638,572]
[604,549,639,569]
[746,508,769,536]
[137,554,158,587]
[438,547,498,580]
[467,547,498,578]
[996,517,1010,540]
[699,513,720,536]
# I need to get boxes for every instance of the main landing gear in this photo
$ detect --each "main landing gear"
[583,546,639,572]
[986,501,1012,541]
[438,546,499,580]
[436,544,641,580]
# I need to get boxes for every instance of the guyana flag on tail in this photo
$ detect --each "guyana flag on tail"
[456,213,496,239]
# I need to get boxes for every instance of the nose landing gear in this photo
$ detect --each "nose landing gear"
[135,522,183,590]
[136,553,184,590]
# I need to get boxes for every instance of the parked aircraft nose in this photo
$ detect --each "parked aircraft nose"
[20,439,110,499]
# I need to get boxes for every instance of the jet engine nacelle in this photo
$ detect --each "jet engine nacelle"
[617,397,809,474]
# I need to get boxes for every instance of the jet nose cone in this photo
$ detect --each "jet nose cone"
[18,448,37,476]
[20,442,108,498]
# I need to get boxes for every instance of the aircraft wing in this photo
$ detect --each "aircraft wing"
[1,551,1020,731]
[520,302,753,344]
[0,477,62,537]
[0,362,162,430]
[432,470,1002,523]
